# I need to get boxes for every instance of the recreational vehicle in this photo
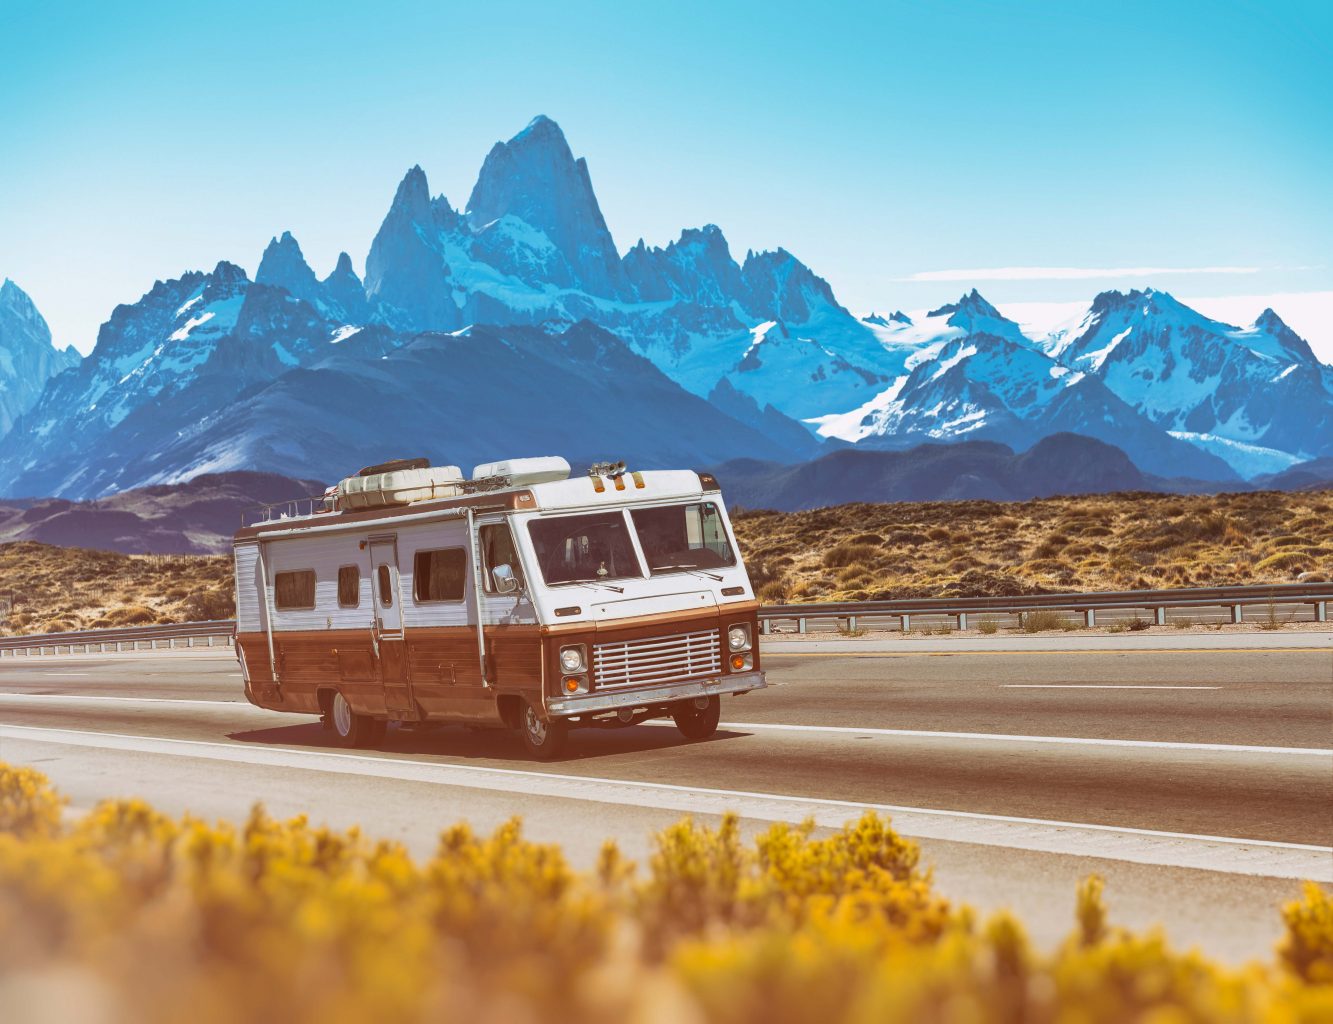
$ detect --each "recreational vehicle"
[232,456,766,758]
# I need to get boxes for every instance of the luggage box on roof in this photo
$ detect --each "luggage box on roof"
[339,464,465,509]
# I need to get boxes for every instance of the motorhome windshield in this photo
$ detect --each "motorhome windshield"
[631,501,736,574]
[526,511,643,585]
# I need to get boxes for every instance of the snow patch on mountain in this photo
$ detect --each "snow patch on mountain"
[1168,431,1303,478]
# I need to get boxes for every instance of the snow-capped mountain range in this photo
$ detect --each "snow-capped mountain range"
[1,115,1329,499]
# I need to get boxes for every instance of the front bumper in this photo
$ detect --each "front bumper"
[546,670,766,718]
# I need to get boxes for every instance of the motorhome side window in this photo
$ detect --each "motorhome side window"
[631,502,736,574]
[337,566,360,608]
[274,569,316,610]
[526,512,642,585]
[480,524,524,593]
[413,548,466,602]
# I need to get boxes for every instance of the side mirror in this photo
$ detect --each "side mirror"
[491,563,520,595]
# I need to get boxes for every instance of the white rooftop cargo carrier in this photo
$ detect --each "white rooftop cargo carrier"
[338,458,465,509]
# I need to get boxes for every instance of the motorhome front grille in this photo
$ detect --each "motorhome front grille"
[592,629,721,689]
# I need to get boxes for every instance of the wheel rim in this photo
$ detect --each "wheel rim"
[332,693,353,736]
[524,706,547,745]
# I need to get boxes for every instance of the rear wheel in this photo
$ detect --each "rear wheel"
[330,691,382,748]
[673,695,721,740]
[519,700,568,760]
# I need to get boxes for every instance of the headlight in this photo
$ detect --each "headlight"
[727,624,751,651]
[559,645,586,673]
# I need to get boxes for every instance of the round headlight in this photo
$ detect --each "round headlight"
[559,646,584,673]
[728,625,750,651]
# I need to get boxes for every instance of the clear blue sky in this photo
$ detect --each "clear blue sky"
[2,0,1330,356]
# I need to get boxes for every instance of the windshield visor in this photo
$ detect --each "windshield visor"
[630,502,736,575]
[527,511,643,586]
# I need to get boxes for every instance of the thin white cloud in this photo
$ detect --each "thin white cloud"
[899,265,1262,282]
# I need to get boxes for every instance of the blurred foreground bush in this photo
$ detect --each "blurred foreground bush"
[1,762,1329,1023]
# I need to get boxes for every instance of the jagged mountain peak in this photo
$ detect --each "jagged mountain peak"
[513,113,563,143]
[256,231,318,296]
[0,277,42,323]
[864,310,913,327]
[740,247,845,323]
[328,251,357,280]
[1252,307,1318,364]
[0,280,80,436]
[928,288,1002,320]
[392,164,431,213]
[465,114,627,297]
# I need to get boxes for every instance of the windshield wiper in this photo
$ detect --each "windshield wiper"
[652,564,724,581]
[561,578,626,593]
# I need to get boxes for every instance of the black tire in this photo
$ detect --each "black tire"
[519,700,568,760]
[330,691,382,748]
[673,695,721,740]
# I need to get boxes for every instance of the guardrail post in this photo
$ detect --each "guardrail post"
[847,615,858,631]
[1316,601,1327,623]
[956,612,968,631]
[1231,605,1243,624]
[761,619,772,635]
[900,613,911,632]
[1154,607,1166,626]
[1084,608,1096,628]
[797,617,807,634]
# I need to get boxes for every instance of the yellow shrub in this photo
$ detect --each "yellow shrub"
[0,763,1329,1024]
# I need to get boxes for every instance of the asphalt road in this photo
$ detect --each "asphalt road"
[1,640,1329,962]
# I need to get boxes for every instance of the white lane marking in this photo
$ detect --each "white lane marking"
[5,694,1328,758]
[0,693,249,707]
[1002,684,1219,690]
[694,721,1332,757]
[1,723,1329,881]
[33,672,93,677]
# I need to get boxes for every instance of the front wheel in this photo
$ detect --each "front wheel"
[519,700,568,760]
[330,691,384,748]
[673,695,721,740]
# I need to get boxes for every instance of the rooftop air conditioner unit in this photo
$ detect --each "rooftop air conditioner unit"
[471,456,571,487]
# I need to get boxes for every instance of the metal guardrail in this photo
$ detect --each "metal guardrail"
[0,584,1327,653]
[0,620,235,656]
[758,582,1332,632]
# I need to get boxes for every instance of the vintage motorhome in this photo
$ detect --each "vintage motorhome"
[232,456,766,758]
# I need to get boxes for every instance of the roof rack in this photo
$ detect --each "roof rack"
[241,490,334,527]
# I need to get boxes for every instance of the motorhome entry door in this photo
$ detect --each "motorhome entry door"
[368,538,412,713]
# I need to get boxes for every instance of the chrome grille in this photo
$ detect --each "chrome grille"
[593,629,721,689]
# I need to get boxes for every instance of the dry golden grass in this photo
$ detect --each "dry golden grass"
[733,488,1333,602]
[0,541,232,635]
[2,488,1330,632]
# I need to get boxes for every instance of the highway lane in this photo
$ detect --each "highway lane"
[0,646,1329,961]
[3,644,1329,747]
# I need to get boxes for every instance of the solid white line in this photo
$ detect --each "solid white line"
[5,694,1327,757]
[1002,684,1220,690]
[699,720,1331,757]
[0,693,249,707]
[0,723,1328,881]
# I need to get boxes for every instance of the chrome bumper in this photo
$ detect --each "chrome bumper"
[547,670,766,718]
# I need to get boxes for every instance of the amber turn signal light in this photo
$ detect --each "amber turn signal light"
[563,676,582,692]
[730,654,746,670]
